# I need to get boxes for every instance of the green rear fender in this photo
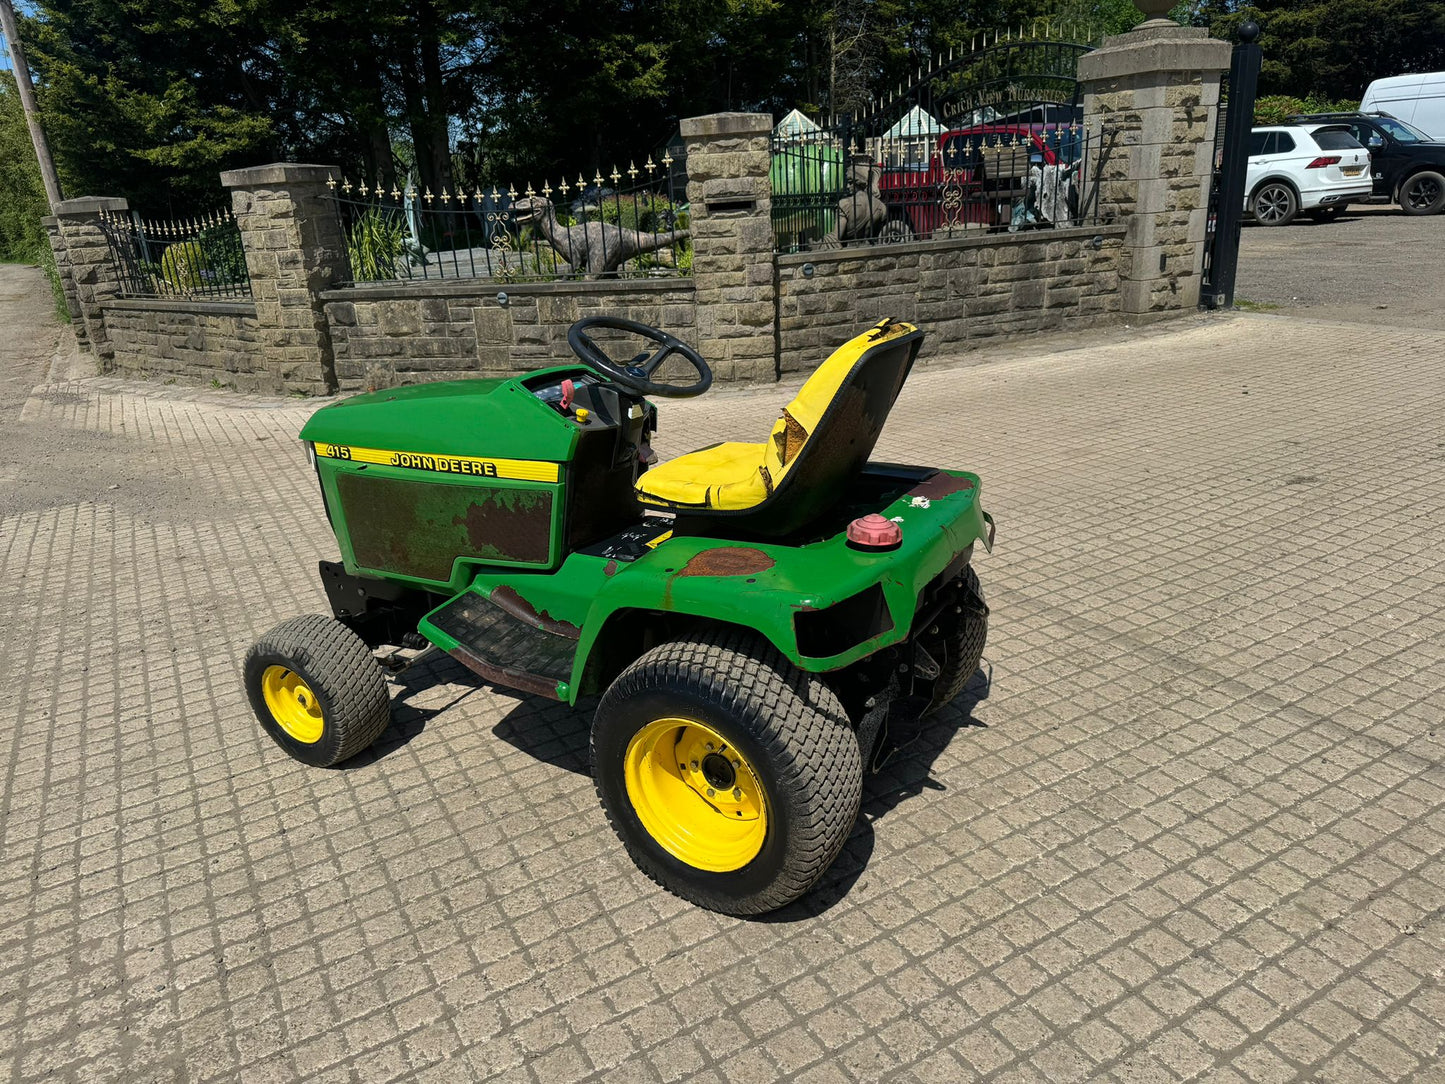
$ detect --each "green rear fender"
[585,471,988,700]
[438,470,990,705]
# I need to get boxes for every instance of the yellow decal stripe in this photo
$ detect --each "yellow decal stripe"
[315,443,559,483]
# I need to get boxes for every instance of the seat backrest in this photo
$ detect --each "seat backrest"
[728,318,923,535]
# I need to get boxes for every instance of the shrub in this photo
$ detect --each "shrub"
[1254,94,1360,126]
[198,221,247,285]
[159,241,207,293]
[346,208,407,281]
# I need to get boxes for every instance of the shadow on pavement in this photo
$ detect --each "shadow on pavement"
[760,663,992,923]
[345,650,485,766]
[382,657,992,922]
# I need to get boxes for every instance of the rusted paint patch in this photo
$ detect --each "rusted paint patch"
[454,488,553,565]
[908,471,976,500]
[603,559,620,577]
[491,585,581,640]
[676,547,775,578]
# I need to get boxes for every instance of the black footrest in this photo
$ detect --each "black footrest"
[425,588,578,699]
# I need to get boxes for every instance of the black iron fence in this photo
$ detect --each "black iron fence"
[330,157,690,285]
[99,208,251,300]
[771,118,1113,253]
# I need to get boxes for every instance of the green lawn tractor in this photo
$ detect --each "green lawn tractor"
[244,316,994,915]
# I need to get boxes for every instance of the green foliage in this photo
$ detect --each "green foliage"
[159,241,207,293]
[197,221,248,285]
[11,0,1440,215]
[1205,1,1445,102]
[0,75,50,265]
[1254,94,1361,125]
[345,208,407,282]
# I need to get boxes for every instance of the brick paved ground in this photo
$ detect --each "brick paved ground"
[1,263,1441,1082]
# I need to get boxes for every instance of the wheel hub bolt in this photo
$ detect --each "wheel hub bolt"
[732,788,742,800]
[707,788,716,797]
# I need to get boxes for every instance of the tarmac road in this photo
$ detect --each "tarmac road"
[1235,203,1445,328]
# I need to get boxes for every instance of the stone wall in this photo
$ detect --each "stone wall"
[320,279,696,393]
[48,53,1228,395]
[777,225,1127,371]
[101,300,265,388]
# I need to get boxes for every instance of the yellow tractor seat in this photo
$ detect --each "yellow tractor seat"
[635,319,924,536]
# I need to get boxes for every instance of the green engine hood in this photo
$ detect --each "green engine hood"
[299,373,583,462]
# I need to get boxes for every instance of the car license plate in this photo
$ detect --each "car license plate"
[1343,166,1364,176]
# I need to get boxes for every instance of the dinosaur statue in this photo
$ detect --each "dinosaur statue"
[817,155,891,247]
[512,195,690,279]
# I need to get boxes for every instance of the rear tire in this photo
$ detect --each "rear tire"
[923,567,989,716]
[1399,171,1445,215]
[244,614,391,767]
[592,629,862,915]
[1251,181,1298,226]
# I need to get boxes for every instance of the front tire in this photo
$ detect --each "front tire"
[1399,171,1445,215]
[1251,181,1298,226]
[244,614,391,767]
[592,630,863,915]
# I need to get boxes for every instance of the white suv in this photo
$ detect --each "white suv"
[1246,125,1374,225]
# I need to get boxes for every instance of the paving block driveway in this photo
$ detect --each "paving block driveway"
[1,273,1441,1082]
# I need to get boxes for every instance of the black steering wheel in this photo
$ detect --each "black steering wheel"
[567,316,713,398]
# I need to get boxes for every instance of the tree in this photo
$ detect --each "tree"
[1205,0,1445,101]
[0,73,50,261]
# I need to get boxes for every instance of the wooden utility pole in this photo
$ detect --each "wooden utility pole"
[0,0,64,210]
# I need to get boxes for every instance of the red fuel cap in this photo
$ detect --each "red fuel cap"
[847,513,902,549]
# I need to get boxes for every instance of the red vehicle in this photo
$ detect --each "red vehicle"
[878,125,1063,238]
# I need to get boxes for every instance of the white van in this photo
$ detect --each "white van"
[1361,72,1445,140]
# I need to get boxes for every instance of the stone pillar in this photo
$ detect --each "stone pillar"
[41,215,88,346]
[220,163,346,395]
[53,196,130,366]
[1079,24,1231,318]
[680,113,777,383]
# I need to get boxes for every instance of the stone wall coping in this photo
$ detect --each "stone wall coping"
[776,223,1127,269]
[220,163,339,188]
[40,215,58,227]
[1078,28,1231,82]
[102,298,259,317]
[318,277,696,303]
[680,113,772,138]
[56,196,129,215]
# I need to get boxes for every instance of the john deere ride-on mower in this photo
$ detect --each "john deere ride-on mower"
[244,316,993,915]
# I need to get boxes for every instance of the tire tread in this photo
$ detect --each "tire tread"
[245,614,390,766]
[594,628,862,914]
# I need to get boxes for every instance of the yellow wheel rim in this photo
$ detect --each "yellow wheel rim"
[623,718,768,872]
[261,665,325,745]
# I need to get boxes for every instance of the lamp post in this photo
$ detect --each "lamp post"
[0,0,64,210]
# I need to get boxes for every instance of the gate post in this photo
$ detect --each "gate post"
[679,113,777,383]
[220,163,347,395]
[1201,22,1262,309]
[52,196,130,368]
[1079,24,1231,318]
